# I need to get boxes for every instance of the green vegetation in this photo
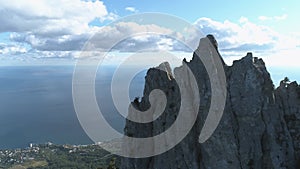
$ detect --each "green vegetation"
[0,144,120,169]
[8,160,47,169]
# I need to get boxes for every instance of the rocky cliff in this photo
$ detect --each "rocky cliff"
[121,35,300,169]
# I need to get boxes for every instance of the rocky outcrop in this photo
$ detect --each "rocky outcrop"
[275,80,300,168]
[121,35,300,169]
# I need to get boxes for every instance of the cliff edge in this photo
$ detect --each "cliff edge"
[121,35,300,169]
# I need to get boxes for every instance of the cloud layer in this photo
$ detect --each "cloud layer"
[125,7,138,13]
[193,17,300,66]
[0,1,299,67]
[258,14,288,21]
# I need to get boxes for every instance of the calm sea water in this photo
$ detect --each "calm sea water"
[0,66,145,149]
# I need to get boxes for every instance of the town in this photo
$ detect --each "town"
[0,143,119,169]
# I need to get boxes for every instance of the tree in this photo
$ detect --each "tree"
[107,158,117,169]
[283,77,290,83]
[280,77,290,88]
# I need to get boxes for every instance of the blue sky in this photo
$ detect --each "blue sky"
[101,0,299,31]
[0,0,299,84]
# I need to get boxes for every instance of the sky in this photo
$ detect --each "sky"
[0,0,299,83]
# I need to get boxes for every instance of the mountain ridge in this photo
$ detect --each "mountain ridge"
[121,35,300,169]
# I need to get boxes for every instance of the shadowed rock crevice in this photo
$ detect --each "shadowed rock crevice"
[121,35,300,169]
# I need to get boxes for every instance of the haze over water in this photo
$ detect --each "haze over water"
[0,65,145,149]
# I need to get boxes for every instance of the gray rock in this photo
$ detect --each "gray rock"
[121,35,300,169]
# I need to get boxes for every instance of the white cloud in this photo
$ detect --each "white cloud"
[125,7,138,13]
[0,43,27,55]
[85,22,184,52]
[274,14,288,20]
[194,16,299,67]
[194,17,278,50]
[263,48,300,67]
[0,4,299,68]
[8,21,185,55]
[10,32,90,51]
[239,16,249,23]
[0,0,112,34]
[258,16,270,21]
[0,0,120,58]
[258,14,288,21]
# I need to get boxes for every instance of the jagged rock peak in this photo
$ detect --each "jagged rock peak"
[232,52,266,68]
[194,34,226,66]
[121,35,300,169]
[156,62,173,80]
[206,34,218,50]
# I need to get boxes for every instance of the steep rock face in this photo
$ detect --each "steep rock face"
[121,35,300,169]
[275,80,300,168]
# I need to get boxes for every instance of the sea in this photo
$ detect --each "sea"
[0,65,146,149]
